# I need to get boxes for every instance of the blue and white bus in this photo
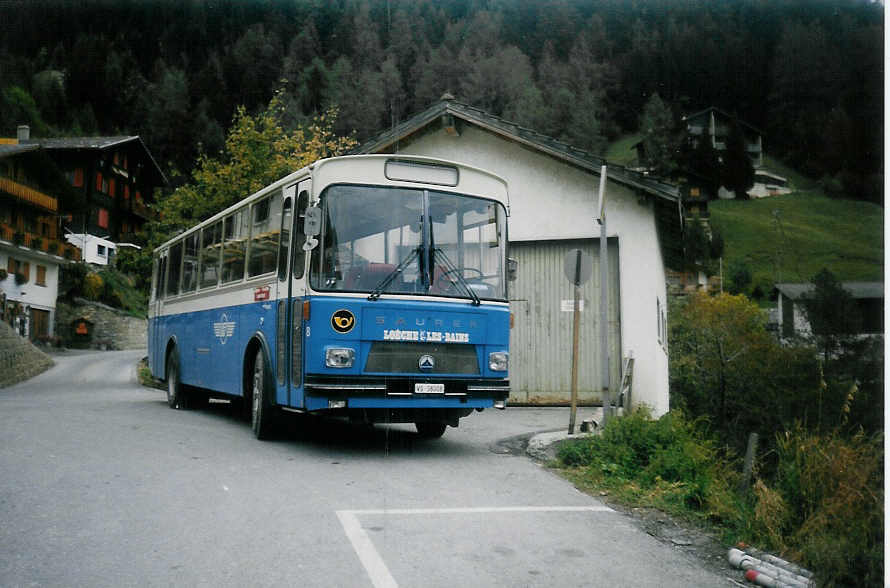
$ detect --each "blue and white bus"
[148,155,513,439]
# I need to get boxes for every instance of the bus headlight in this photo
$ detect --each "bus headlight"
[488,351,509,372]
[325,347,355,368]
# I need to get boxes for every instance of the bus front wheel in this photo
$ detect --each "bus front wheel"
[415,421,447,439]
[250,350,275,440]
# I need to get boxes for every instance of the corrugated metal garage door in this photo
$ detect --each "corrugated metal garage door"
[508,238,621,404]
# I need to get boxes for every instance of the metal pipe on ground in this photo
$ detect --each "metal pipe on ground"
[728,549,814,588]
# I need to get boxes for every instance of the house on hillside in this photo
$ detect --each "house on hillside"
[0,131,81,341]
[684,106,763,168]
[355,97,685,416]
[774,281,884,339]
[11,125,166,265]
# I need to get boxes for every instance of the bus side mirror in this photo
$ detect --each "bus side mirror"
[507,257,518,282]
[304,206,321,236]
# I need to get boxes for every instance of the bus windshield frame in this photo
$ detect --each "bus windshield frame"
[309,184,508,302]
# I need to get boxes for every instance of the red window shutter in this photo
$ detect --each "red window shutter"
[109,178,116,197]
[124,185,130,199]
[7,257,14,274]
[95,173,103,192]
[22,262,29,281]
[74,168,84,187]
[98,208,109,229]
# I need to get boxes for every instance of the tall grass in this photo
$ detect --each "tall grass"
[556,410,883,586]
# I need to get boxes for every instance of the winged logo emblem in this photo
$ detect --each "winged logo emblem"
[213,313,236,344]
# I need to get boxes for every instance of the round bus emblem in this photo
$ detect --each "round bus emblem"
[331,309,355,334]
[419,354,435,370]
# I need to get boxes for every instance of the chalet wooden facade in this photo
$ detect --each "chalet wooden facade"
[0,135,76,340]
[0,125,166,339]
[33,130,167,247]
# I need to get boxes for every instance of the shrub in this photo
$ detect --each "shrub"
[755,427,884,586]
[83,272,104,300]
[558,409,736,515]
[59,262,88,298]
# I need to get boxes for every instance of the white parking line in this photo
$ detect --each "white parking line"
[336,505,614,588]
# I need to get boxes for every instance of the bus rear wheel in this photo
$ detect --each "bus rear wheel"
[250,350,275,440]
[415,421,447,439]
[166,350,187,410]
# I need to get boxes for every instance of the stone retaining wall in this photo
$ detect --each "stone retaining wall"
[55,298,147,350]
[0,320,54,387]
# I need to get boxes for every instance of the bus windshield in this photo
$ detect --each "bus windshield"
[310,184,507,300]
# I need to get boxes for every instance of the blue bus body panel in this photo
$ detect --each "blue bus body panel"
[150,295,509,413]
[151,300,277,397]
[305,297,510,379]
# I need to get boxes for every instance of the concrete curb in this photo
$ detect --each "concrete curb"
[526,427,598,462]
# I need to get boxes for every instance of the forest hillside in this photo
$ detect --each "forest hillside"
[1,0,882,205]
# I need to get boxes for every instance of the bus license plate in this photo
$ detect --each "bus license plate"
[415,383,445,394]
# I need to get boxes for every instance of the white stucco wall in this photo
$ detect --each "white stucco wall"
[1,247,61,336]
[65,233,116,265]
[392,126,670,414]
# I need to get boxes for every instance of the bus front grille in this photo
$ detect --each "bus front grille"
[364,342,480,375]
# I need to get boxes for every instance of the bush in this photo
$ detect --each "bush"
[83,272,103,300]
[558,409,736,515]
[755,427,884,586]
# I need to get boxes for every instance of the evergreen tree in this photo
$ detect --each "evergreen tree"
[800,268,862,368]
[638,93,676,175]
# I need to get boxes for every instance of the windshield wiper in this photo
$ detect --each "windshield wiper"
[367,247,420,301]
[432,247,481,306]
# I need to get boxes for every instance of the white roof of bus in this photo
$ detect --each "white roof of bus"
[156,155,509,251]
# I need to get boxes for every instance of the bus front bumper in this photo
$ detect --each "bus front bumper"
[303,375,509,414]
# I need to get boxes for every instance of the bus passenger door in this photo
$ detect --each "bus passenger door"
[276,187,295,405]
[150,251,167,378]
[289,182,311,408]
[275,180,310,408]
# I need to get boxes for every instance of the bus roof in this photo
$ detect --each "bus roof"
[155,154,509,252]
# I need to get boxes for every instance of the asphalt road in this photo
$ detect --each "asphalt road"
[0,350,731,587]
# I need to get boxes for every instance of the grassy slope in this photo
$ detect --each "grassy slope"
[605,139,883,294]
[710,189,883,294]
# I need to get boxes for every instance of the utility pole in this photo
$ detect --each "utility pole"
[596,166,610,427]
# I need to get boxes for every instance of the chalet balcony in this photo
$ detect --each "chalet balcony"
[0,223,81,261]
[0,177,58,213]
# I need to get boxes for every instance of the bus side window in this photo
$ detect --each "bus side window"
[151,257,159,301]
[157,254,168,300]
[248,196,278,277]
[200,222,222,289]
[292,191,309,279]
[222,209,249,284]
[167,242,183,297]
[277,197,292,281]
[181,233,199,292]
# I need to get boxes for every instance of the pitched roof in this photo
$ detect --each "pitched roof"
[775,281,884,300]
[354,98,680,203]
[683,106,764,136]
[0,144,40,158]
[30,135,167,186]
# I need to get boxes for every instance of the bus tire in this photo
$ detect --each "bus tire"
[166,349,187,410]
[415,421,447,439]
[250,349,275,440]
